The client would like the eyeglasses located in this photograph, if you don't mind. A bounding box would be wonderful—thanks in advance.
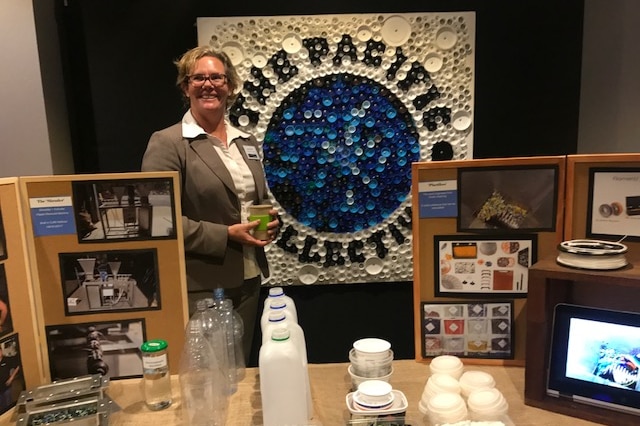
[187,73,228,87]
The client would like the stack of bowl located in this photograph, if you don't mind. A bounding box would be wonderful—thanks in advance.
[347,338,394,390]
[351,380,395,411]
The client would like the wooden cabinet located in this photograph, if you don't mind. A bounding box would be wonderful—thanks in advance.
[525,256,640,425]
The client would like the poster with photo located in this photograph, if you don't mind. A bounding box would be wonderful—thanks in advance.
[0,206,6,261]
[0,265,13,338]
[587,168,640,241]
[72,177,177,243]
[457,166,558,232]
[434,234,537,297]
[45,319,145,381]
[421,301,514,359]
[0,334,24,415]
[59,249,160,315]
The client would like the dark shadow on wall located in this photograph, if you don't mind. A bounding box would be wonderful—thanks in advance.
[49,0,583,173]
[248,281,414,367]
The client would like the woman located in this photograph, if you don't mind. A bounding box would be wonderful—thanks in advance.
[141,46,279,362]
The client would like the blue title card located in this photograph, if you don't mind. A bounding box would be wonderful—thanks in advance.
[30,196,76,236]
[418,180,458,218]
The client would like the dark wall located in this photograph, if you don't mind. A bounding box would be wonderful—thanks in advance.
[53,0,584,365]
[250,282,413,367]
[57,0,583,172]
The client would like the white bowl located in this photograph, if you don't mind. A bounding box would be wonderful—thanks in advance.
[353,338,391,355]
[353,380,394,409]
[348,364,393,390]
[349,347,394,361]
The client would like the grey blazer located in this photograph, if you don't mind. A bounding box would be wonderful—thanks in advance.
[141,122,270,292]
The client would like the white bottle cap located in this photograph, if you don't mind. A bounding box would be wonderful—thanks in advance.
[268,287,285,297]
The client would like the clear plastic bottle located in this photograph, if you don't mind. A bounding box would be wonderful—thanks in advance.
[259,326,309,426]
[231,308,246,381]
[262,287,298,323]
[195,299,232,398]
[212,289,238,394]
[179,317,227,426]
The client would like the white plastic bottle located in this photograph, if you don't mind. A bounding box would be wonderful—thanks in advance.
[179,318,227,426]
[262,310,313,420]
[259,326,309,426]
[262,287,298,323]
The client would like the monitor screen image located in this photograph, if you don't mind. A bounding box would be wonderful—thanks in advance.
[565,317,640,391]
[547,304,640,416]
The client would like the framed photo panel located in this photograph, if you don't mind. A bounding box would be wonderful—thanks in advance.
[587,167,640,241]
[0,334,24,415]
[0,265,13,338]
[0,206,7,261]
[59,249,161,316]
[421,301,515,359]
[45,318,146,381]
[457,165,558,232]
[71,177,177,243]
[434,234,537,297]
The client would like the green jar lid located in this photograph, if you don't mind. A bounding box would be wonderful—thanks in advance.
[141,339,168,352]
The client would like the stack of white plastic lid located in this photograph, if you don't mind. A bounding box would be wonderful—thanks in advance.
[429,355,464,379]
[467,387,509,422]
[418,373,462,415]
[459,370,496,398]
[426,392,468,425]
[419,355,510,425]
[347,338,394,390]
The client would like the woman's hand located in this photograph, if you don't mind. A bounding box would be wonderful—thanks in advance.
[266,208,280,241]
[228,208,281,246]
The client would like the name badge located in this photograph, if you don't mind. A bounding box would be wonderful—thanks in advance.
[243,145,260,160]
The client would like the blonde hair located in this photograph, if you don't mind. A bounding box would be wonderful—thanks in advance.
[174,46,241,108]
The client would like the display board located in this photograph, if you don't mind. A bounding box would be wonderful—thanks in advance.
[565,153,640,250]
[411,156,566,366]
[18,172,187,381]
[0,178,41,415]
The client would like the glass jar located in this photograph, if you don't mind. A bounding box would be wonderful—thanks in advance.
[141,339,172,410]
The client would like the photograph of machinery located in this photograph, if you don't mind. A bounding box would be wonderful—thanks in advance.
[59,249,160,315]
[71,177,177,242]
[0,334,24,415]
[45,319,145,380]
[0,207,6,261]
[0,265,13,338]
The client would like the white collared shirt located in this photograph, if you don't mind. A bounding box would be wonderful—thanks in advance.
[182,110,261,279]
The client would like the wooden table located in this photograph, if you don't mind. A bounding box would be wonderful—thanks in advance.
[1,360,605,425]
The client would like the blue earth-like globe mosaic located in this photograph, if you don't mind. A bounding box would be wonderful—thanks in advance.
[263,73,420,233]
